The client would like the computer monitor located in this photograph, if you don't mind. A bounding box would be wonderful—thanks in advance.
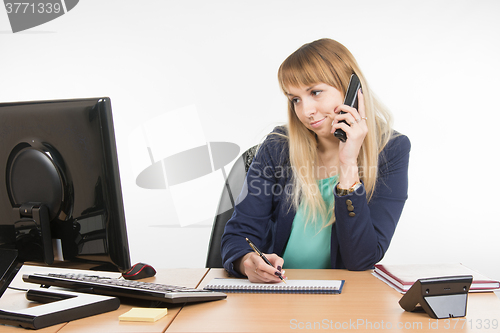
[0,97,131,273]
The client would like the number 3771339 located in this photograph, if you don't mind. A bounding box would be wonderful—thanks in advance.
[5,2,62,14]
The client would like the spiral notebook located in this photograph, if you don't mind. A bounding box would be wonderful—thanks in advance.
[204,278,344,294]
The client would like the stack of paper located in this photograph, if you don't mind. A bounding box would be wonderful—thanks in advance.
[373,263,500,294]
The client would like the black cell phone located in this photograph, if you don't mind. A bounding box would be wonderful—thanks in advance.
[333,73,362,142]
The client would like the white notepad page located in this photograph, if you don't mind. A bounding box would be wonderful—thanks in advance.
[204,278,344,293]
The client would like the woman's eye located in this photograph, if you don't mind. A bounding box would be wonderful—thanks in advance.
[312,90,322,96]
[291,97,300,104]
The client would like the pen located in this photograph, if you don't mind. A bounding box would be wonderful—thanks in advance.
[245,237,286,284]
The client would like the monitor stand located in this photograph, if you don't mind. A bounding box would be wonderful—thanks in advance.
[0,249,120,329]
[0,288,120,329]
[14,202,54,265]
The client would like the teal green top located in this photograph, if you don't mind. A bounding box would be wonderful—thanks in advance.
[282,175,338,269]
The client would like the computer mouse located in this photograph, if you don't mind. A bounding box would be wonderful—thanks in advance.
[122,262,156,280]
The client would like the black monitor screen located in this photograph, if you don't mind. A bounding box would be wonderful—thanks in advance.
[0,97,131,273]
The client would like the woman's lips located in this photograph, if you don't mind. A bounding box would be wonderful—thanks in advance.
[310,117,327,128]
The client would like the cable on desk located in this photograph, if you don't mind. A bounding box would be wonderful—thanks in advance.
[7,286,28,292]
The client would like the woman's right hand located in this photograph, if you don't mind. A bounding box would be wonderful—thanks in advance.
[236,252,285,283]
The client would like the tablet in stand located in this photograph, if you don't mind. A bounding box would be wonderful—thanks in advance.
[0,249,120,329]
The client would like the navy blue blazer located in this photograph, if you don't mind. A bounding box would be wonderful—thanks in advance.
[221,126,411,277]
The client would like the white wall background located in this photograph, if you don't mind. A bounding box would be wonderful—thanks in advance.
[1,0,499,281]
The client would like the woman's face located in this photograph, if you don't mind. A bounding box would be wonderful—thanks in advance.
[287,83,344,139]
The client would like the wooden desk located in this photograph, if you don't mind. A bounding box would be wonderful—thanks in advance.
[0,265,209,333]
[167,269,500,332]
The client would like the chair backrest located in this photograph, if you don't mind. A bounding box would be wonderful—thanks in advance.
[205,145,259,268]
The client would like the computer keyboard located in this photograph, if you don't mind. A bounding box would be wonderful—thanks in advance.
[22,272,227,304]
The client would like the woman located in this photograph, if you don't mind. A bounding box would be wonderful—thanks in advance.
[221,38,410,283]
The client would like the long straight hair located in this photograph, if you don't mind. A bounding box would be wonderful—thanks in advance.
[277,38,394,227]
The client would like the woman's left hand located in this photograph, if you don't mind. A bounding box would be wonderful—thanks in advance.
[331,89,368,166]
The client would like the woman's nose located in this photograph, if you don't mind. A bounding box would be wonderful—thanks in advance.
[303,100,316,118]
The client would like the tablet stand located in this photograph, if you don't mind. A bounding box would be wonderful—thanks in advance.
[399,275,473,319]
[0,249,120,329]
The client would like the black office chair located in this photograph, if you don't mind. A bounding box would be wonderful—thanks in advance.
[205,145,260,268]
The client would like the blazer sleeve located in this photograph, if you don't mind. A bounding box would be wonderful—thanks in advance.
[333,134,411,270]
[221,131,286,277]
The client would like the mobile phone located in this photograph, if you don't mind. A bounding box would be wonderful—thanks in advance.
[333,73,362,142]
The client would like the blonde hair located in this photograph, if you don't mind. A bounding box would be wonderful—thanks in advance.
[277,38,394,227]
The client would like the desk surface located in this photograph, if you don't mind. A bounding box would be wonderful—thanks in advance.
[2,267,500,332]
[167,269,500,332]
[0,265,208,333]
